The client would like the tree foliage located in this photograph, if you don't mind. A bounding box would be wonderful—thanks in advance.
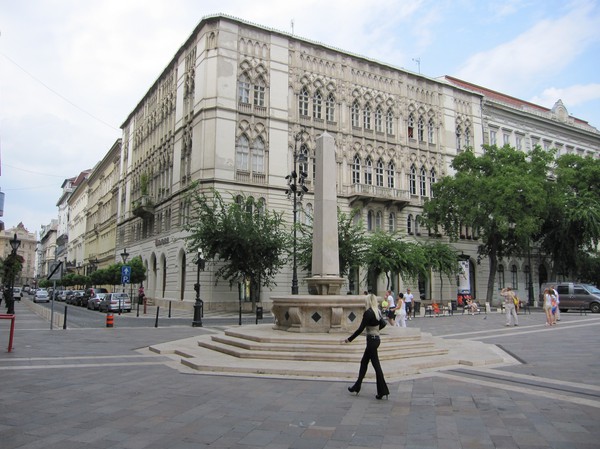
[422,145,553,302]
[185,188,289,290]
[420,240,459,302]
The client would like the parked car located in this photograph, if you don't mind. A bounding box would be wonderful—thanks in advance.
[66,290,85,306]
[59,290,72,302]
[87,293,107,310]
[99,293,132,313]
[540,282,600,313]
[12,287,23,301]
[33,289,50,303]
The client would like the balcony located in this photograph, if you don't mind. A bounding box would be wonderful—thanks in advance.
[132,195,154,219]
[346,184,411,208]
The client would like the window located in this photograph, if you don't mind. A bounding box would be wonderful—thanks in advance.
[352,100,360,127]
[516,135,522,150]
[490,130,497,146]
[299,86,309,116]
[407,214,413,234]
[503,133,510,146]
[429,168,436,198]
[364,103,372,130]
[326,93,335,122]
[386,109,394,134]
[304,203,313,226]
[407,113,415,138]
[364,157,373,185]
[388,213,396,232]
[419,166,427,196]
[299,144,309,178]
[251,137,265,173]
[238,74,250,104]
[367,210,374,231]
[313,90,323,119]
[511,265,518,289]
[409,164,417,195]
[498,265,505,288]
[375,106,383,132]
[465,126,471,148]
[375,211,383,230]
[375,159,384,187]
[236,135,250,171]
[427,118,435,143]
[415,215,420,235]
[456,125,462,150]
[352,155,361,184]
[417,116,424,141]
[253,77,265,106]
[387,161,395,188]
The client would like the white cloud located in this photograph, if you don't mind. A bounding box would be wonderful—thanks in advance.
[455,2,600,92]
[529,83,600,108]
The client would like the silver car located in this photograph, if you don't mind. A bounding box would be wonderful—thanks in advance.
[99,293,132,313]
[33,290,50,303]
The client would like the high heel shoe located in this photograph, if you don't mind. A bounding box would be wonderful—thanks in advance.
[375,394,389,400]
[348,385,360,395]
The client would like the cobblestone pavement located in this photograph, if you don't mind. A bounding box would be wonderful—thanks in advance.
[1,301,599,449]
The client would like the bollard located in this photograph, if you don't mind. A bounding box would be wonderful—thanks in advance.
[256,306,263,325]
[106,312,114,328]
[154,306,160,328]
[63,305,68,330]
[168,301,172,318]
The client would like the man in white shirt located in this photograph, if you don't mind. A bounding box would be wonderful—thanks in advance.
[404,289,414,320]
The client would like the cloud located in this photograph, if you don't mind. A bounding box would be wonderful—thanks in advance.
[454,2,600,92]
[529,83,600,108]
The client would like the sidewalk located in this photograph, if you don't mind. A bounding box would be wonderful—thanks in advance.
[1,300,599,449]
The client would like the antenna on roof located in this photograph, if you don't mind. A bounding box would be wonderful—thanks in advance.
[412,58,421,74]
[291,19,294,35]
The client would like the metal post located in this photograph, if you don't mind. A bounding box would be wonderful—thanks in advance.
[63,305,68,329]
[192,249,205,327]
[155,306,160,328]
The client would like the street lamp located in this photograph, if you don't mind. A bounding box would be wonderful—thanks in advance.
[285,129,309,295]
[119,248,129,314]
[6,233,21,314]
[192,248,205,327]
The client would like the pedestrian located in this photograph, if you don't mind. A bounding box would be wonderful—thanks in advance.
[138,285,145,305]
[551,285,561,321]
[500,287,519,326]
[343,293,390,400]
[395,292,407,327]
[385,290,396,326]
[542,287,556,326]
[404,288,414,319]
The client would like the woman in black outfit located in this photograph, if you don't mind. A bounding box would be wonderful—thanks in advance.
[343,293,390,400]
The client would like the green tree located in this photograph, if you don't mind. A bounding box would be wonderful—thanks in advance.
[185,188,289,304]
[422,145,553,303]
[539,154,600,279]
[420,240,459,302]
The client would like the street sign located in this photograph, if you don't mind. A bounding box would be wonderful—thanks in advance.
[121,265,131,284]
[47,261,63,281]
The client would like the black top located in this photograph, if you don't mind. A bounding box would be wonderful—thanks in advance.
[347,308,385,342]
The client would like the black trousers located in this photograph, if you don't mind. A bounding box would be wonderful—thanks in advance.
[353,336,389,396]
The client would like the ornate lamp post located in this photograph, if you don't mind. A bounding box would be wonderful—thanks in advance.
[286,129,309,295]
[120,248,129,314]
[192,248,205,327]
[6,233,21,314]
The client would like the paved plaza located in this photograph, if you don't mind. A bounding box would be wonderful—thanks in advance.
[1,300,599,449]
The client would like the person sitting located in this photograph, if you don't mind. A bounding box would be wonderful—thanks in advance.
[431,302,441,317]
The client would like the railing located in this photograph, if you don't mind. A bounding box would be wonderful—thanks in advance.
[345,184,411,202]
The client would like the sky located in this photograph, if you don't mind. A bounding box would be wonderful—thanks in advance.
[1,0,599,237]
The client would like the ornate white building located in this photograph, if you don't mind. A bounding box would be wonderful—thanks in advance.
[112,14,599,311]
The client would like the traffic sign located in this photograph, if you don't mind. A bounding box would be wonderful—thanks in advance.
[121,265,131,284]
[47,261,63,281]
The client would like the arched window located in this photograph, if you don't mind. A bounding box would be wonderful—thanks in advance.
[407,113,415,139]
[417,116,425,141]
[299,86,309,116]
[251,137,265,174]
[238,73,250,104]
[415,215,421,235]
[326,93,335,122]
[257,197,266,216]
[375,211,383,230]
[364,157,373,185]
[387,161,395,188]
[420,166,427,196]
[456,125,462,150]
[388,213,396,232]
[374,106,383,132]
[364,103,372,130]
[386,108,394,135]
[511,264,518,289]
[304,203,313,226]
[313,90,323,119]
[407,214,413,234]
[352,154,361,184]
[253,76,265,106]
[236,135,250,171]
[367,210,374,231]
[498,265,505,288]
[409,164,417,195]
[299,144,309,177]
[427,118,435,143]
[376,159,384,187]
[465,125,471,148]
[429,168,436,198]
[352,100,360,127]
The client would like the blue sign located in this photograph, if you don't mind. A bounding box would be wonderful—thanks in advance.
[121,265,131,284]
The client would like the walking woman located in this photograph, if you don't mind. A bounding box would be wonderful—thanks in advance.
[343,293,390,400]
[543,287,556,326]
